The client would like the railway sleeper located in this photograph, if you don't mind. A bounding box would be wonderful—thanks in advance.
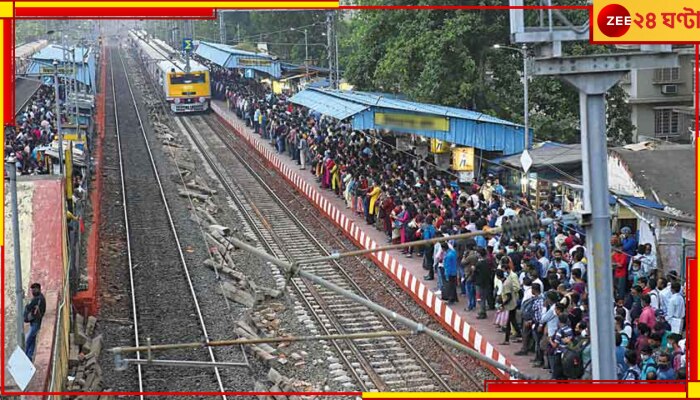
[338,320,383,327]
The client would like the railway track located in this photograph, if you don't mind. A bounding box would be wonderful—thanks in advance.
[177,114,453,392]
[199,116,486,390]
[108,43,228,397]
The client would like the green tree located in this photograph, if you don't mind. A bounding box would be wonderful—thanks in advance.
[342,2,635,145]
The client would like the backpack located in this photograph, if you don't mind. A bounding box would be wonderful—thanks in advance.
[623,367,641,380]
[562,338,589,379]
[521,295,539,322]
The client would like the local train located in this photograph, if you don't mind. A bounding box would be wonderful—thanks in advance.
[128,30,211,113]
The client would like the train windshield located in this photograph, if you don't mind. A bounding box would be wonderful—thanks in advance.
[170,73,206,84]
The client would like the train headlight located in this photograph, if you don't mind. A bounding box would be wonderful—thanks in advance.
[174,98,181,104]
[198,97,206,103]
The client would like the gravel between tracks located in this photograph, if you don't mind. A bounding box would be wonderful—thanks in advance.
[101,42,349,397]
[200,115,498,390]
[94,38,494,396]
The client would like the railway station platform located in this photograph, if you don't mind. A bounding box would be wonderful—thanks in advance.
[211,100,542,380]
[4,176,68,393]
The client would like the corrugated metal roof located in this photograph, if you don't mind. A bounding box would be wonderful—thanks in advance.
[620,195,665,210]
[32,45,90,62]
[610,144,695,216]
[312,88,522,127]
[194,42,231,67]
[290,89,369,121]
[26,60,93,86]
[494,142,582,168]
[290,88,528,155]
[27,44,96,88]
[196,41,281,78]
[199,41,276,60]
[280,62,331,73]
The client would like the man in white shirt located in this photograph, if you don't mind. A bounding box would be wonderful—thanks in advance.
[554,229,566,251]
[658,277,672,314]
[649,282,664,311]
[667,282,685,334]
[537,248,549,279]
[432,236,445,295]
[488,235,500,253]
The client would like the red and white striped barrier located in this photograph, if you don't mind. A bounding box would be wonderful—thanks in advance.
[212,102,516,380]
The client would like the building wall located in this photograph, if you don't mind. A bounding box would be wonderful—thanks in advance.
[621,50,695,142]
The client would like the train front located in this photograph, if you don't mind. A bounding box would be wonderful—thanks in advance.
[166,68,211,113]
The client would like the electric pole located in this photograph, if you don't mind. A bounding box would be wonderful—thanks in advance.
[334,11,340,89]
[326,12,333,88]
[219,11,226,44]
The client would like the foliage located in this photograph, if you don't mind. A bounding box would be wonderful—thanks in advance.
[342,2,635,145]
[16,20,98,45]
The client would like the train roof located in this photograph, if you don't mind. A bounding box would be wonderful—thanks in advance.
[130,30,208,74]
[15,40,48,59]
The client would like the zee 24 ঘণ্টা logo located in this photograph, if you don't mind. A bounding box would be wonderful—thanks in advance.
[595,2,700,42]
[597,3,633,38]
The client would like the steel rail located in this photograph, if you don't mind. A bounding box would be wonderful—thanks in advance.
[192,114,454,391]
[108,45,144,399]
[254,173,487,389]
[200,113,530,381]
[113,44,227,398]
[176,115,371,391]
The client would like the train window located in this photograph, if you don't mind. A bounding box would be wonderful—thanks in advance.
[170,73,206,84]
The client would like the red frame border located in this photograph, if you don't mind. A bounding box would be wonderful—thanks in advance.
[1,2,696,398]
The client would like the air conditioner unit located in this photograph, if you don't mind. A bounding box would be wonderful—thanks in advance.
[661,84,678,94]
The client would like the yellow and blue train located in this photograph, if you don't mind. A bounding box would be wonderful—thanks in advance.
[128,30,210,113]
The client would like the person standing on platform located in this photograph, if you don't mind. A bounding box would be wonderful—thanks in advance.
[442,242,458,304]
[23,283,46,362]
[422,216,437,280]
[500,265,522,345]
[667,282,685,334]
[474,247,492,320]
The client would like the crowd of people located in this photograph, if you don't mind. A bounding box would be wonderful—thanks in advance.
[207,65,686,381]
[7,83,64,174]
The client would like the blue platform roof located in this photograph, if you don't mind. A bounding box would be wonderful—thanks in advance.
[290,88,531,155]
[196,41,282,78]
[31,45,90,62]
[26,45,96,88]
[280,62,332,74]
[619,195,665,210]
[291,88,368,120]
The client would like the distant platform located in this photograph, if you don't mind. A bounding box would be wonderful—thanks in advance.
[4,176,66,391]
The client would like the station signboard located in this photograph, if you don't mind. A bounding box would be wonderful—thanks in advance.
[374,112,449,132]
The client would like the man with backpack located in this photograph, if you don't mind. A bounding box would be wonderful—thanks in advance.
[23,283,46,361]
[516,282,543,356]
[549,314,574,379]
[622,349,642,380]
[639,345,657,380]
[561,321,591,380]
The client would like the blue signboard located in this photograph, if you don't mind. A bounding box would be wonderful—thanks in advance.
[244,68,255,79]
[182,38,193,52]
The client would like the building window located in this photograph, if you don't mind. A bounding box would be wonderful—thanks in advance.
[693,65,696,94]
[654,67,680,82]
[655,109,680,136]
